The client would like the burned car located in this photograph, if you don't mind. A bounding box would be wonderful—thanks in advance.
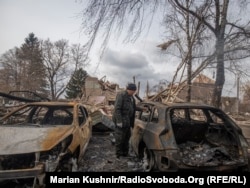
[0,101,92,187]
[130,101,249,172]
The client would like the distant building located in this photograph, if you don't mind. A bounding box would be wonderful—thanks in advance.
[177,74,215,104]
[81,76,121,106]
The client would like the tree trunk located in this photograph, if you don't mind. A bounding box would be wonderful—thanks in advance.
[211,37,225,107]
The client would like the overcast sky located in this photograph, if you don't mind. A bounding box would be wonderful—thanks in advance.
[0,0,245,98]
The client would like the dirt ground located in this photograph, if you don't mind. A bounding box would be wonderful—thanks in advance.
[78,131,144,172]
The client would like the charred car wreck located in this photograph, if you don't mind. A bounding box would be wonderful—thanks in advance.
[0,101,92,187]
[130,101,249,172]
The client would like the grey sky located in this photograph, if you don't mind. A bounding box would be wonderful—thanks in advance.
[0,0,245,98]
[0,0,173,97]
[0,0,83,53]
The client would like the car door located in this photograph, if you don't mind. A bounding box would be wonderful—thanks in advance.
[78,105,92,159]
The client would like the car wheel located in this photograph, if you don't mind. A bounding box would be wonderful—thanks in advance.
[142,147,155,172]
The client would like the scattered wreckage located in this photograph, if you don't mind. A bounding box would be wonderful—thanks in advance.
[77,76,250,172]
[0,73,249,187]
[130,101,249,172]
[0,91,50,117]
[0,101,92,187]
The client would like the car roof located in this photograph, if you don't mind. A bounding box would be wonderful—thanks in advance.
[24,101,83,107]
[0,101,86,120]
[140,101,218,110]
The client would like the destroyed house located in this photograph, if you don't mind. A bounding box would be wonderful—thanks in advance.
[82,76,120,106]
[177,74,215,104]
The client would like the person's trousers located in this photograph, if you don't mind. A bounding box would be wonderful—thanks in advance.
[114,126,131,157]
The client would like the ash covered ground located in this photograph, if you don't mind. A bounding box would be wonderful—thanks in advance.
[78,131,144,172]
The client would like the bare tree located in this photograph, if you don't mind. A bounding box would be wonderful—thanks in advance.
[158,0,207,102]
[170,0,250,107]
[79,0,164,56]
[79,0,250,107]
[41,39,89,100]
[0,48,24,92]
[0,33,49,98]
[242,81,250,102]
[41,39,70,100]
[70,43,90,71]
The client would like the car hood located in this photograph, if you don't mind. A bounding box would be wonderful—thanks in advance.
[0,126,74,155]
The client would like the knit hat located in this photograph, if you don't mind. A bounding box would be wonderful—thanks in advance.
[126,83,137,91]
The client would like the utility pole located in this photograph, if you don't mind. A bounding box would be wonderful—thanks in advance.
[236,74,240,115]
[133,75,141,96]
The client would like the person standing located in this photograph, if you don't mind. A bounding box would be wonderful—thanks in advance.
[112,83,141,158]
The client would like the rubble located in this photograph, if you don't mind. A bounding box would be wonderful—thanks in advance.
[79,132,144,172]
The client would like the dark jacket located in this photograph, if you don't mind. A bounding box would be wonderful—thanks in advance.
[112,90,141,128]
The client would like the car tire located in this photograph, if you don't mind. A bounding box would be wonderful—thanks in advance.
[142,147,155,172]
